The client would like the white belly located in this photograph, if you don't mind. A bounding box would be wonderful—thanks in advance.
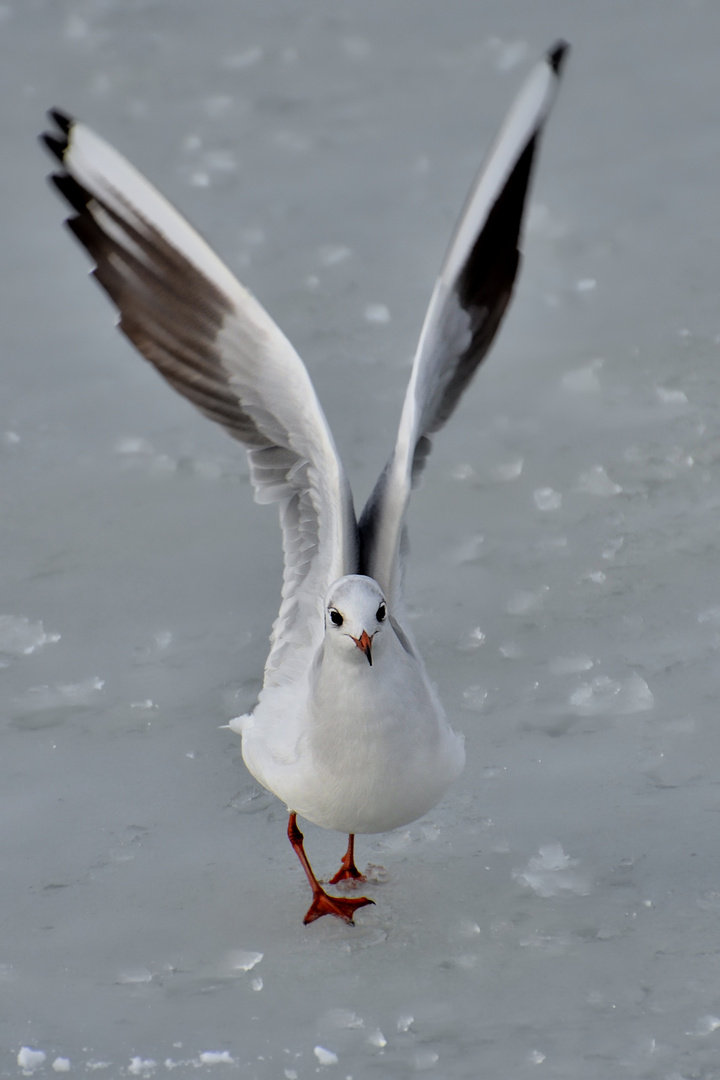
[240,635,465,834]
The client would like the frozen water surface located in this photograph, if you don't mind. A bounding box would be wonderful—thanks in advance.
[4,0,720,1076]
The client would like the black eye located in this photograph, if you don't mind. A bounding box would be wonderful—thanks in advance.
[329,609,343,627]
[376,603,386,622]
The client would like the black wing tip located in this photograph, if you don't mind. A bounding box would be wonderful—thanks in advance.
[40,132,67,163]
[547,40,570,76]
[40,109,75,163]
[48,108,73,133]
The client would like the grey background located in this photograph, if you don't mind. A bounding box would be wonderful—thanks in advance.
[3,0,720,1076]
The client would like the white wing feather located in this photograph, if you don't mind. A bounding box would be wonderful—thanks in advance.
[359,42,568,606]
[42,113,357,686]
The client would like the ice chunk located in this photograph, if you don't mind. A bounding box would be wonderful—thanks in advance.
[686,1015,720,1036]
[561,360,602,393]
[364,303,391,324]
[52,1060,71,1073]
[575,277,596,292]
[313,1046,339,1066]
[117,967,152,984]
[451,533,484,564]
[221,46,263,69]
[534,487,562,511]
[342,36,372,59]
[15,677,105,714]
[449,462,476,482]
[461,685,488,712]
[576,465,622,496]
[492,458,523,481]
[414,1049,440,1070]
[114,436,154,455]
[570,673,654,716]
[656,386,688,405]
[458,627,486,651]
[198,1051,234,1065]
[549,655,594,675]
[17,1049,46,1075]
[513,843,590,897]
[0,615,60,658]
[397,1014,414,1033]
[528,1049,546,1064]
[318,244,352,267]
[488,37,528,71]
[367,1029,387,1048]
[581,466,622,497]
[226,949,263,973]
[602,536,625,560]
[324,1008,364,1029]
[507,587,549,615]
[18,1049,46,1074]
[203,94,233,118]
[128,1059,156,1076]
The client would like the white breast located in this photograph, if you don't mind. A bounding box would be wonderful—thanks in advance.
[241,624,465,834]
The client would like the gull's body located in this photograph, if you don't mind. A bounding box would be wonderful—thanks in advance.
[42,41,567,923]
[241,574,463,836]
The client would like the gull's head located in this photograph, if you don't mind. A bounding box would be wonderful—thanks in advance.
[324,575,388,667]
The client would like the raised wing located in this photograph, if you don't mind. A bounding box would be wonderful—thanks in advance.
[41,111,357,686]
[359,42,568,605]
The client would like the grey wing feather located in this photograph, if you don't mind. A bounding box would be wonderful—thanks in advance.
[359,42,568,605]
[42,113,357,684]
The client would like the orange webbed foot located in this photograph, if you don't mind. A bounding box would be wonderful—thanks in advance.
[303,888,375,925]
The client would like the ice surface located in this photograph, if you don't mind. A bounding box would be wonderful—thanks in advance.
[6,2,720,1078]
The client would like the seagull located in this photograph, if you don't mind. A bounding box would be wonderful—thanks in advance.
[42,40,568,925]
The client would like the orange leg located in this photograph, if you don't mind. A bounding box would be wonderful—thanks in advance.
[287,813,374,925]
[329,834,366,884]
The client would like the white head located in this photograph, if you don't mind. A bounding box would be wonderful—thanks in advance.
[324,575,388,667]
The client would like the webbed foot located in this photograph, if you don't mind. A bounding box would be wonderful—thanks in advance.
[303,888,374,925]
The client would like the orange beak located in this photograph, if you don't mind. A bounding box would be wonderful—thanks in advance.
[352,630,373,666]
